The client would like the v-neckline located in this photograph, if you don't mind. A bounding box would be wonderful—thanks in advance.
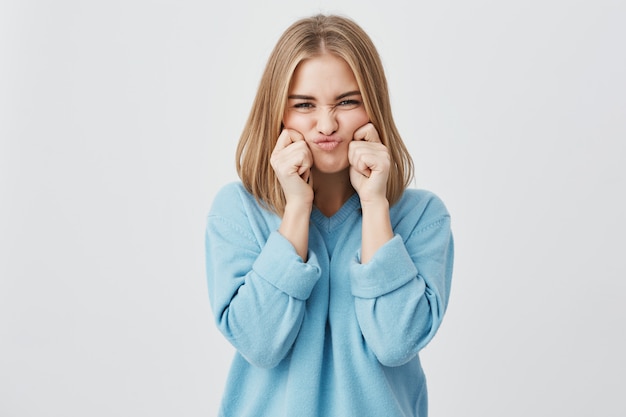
[310,193,361,233]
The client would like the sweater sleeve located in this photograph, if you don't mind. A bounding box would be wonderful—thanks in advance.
[349,199,454,367]
[205,187,321,368]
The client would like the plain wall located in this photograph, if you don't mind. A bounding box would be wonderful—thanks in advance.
[1,0,625,416]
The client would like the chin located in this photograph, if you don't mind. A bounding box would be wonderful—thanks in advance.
[311,149,350,174]
[312,161,350,175]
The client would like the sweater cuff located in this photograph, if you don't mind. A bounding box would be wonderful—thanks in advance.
[350,235,418,299]
[253,231,321,300]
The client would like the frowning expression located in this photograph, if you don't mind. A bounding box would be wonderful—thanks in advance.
[283,53,370,174]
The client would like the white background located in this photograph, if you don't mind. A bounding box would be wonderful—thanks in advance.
[1,0,625,416]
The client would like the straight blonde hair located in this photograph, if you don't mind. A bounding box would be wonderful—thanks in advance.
[236,14,414,215]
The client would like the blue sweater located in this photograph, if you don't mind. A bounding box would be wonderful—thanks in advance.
[205,182,454,417]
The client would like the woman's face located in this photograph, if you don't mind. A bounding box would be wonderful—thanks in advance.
[283,53,370,174]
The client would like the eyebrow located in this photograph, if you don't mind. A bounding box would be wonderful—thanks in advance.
[288,90,362,101]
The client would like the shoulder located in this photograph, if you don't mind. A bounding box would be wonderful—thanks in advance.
[208,182,258,217]
[390,188,451,233]
[395,188,450,217]
[208,181,278,225]
[211,181,260,211]
[210,181,250,206]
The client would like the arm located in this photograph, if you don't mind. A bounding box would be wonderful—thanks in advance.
[271,129,314,261]
[205,129,316,367]
[279,201,312,262]
[348,123,393,263]
[350,203,454,367]
[348,124,454,366]
[205,186,321,368]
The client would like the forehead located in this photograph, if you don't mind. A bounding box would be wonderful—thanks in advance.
[289,53,359,95]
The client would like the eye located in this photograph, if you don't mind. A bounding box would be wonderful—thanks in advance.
[291,102,315,113]
[337,99,361,109]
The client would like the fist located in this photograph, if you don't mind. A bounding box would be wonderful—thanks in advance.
[270,129,314,204]
[348,123,390,203]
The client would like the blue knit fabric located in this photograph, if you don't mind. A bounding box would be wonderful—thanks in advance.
[205,182,454,417]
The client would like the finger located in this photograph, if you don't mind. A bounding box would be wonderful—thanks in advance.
[298,141,313,176]
[349,141,390,176]
[348,140,375,166]
[296,145,313,176]
[302,168,311,184]
[273,139,311,176]
[274,128,305,152]
[348,144,370,177]
[351,163,371,179]
[353,123,381,143]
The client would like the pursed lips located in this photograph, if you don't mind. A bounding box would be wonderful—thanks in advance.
[311,136,342,151]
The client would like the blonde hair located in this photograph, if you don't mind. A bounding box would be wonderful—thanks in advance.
[236,14,414,215]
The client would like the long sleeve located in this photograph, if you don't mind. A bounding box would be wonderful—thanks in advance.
[206,184,453,417]
[205,185,321,368]
[349,194,454,367]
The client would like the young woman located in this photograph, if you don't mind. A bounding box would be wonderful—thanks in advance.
[205,14,454,417]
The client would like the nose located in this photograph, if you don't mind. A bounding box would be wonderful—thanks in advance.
[316,108,338,136]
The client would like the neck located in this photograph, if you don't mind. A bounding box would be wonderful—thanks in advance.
[312,168,355,217]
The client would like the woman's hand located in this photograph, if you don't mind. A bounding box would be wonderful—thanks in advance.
[349,123,393,263]
[348,123,391,204]
[270,129,314,207]
[271,129,313,261]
